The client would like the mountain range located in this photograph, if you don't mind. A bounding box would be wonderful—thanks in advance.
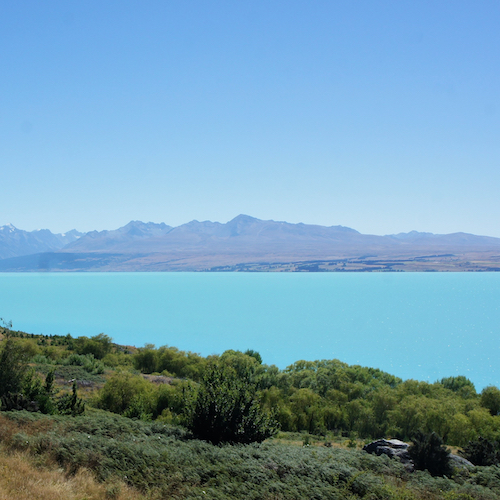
[1,215,499,271]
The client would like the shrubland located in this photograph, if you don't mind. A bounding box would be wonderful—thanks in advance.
[2,325,500,499]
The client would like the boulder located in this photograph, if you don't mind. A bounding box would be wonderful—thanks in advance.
[363,439,414,471]
[449,454,474,470]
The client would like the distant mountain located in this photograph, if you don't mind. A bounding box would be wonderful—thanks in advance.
[64,221,173,252]
[63,214,364,255]
[0,216,499,271]
[0,224,83,260]
[388,230,500,246]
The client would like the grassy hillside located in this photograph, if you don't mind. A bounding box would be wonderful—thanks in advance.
[2,327,500,499]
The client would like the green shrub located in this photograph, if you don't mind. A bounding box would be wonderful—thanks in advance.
[409,431,452,477]
[481,387,500,416]
[0,339,30,398]
[187,361,279,444]
[460,437,500,466]
[62,352,105,374]
[74,333,113,360]
[98,371,154,414]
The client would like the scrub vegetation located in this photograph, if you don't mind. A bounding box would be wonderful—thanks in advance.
[2,325,500,499]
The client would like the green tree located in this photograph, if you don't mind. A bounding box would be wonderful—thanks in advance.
[440,376,476,395]
[244,349,262,364]
[74,333,112,359]
[460,437,500,466]
[188,361,278,444]
[409,431,452,477]
[133,344,159,373]
[58,381,85,416]
[0,339,30,398]
[98,371,153,414]
[481,386,500,416]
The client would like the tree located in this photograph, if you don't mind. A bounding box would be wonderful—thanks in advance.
[75,333,112,359]
[460,437,500,466]
[244,349,262,365]
[409,431,452,477]
[0,339,30,398]
[481,386,500,416]
[440,376,476,395]
[98,371,153,414]
[58,381,85,416]
[188,361,279,444]
[134,344,159,373]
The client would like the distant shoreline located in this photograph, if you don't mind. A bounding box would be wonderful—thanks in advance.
[0,251,499,272]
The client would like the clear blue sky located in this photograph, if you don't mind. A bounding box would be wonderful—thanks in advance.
[1,1,499,236]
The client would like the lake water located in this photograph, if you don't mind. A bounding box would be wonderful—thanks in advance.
[0,272,499,391]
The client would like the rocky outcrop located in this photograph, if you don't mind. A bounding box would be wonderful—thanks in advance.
[363,439,414,471]
[363,439,474,473]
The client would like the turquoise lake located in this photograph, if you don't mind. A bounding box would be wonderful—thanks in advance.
[0,272,499,390]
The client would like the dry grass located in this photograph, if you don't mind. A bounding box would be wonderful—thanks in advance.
[0,449,144,500]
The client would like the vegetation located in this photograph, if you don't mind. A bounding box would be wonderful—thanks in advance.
[187,360,278,444]
[409,431,452,477]
[2,325,500,499]
[460,437,500,466]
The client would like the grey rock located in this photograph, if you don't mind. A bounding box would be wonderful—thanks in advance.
[449,454,474,469]
[363,439,414,471]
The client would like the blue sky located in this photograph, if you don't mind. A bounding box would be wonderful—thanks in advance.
[1,1,499,236]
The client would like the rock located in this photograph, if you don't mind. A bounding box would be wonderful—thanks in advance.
[449,454,474,470]
[363,439,414,471]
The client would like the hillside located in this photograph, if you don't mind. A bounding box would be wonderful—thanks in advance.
[2,327,500,499]
[0,328,500,500]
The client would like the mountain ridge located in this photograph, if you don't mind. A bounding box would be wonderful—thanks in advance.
[1,215,499,271]
[0,224,83,260]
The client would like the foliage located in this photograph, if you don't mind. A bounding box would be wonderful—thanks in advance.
[187,361,279,444]
[97,371,154,415]
[62,352,105,374]
[133,344,207,380]
[409,431,453,477]
[480,386,500,416]
[57,381,85,416]
[244,349,262,364]
[0,339,31,398]
[440,376,476,396]
[4,327,500,451]
[74,333,113,360]
[460,437,500,466]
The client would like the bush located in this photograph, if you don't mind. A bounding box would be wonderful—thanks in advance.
[98,372,154,415]
[409,430,452,477]
[460,437,500,466]
[481,386,500,416]
[74,333,113,360]
[62,353,105,374]
[0,339,30,398]
[57,381,85,416]
[187,361,279,444]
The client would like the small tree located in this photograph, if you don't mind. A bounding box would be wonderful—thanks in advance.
[98,371,153,414]
[22,368,56,414]
[481,386,500,416]
[188,361,279,444]
[0,339,30,398]
[75,333,113,359]
[460,437,500,466]
[440,376,476,395]
[58,381,85,416]
[409,431,452,477]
